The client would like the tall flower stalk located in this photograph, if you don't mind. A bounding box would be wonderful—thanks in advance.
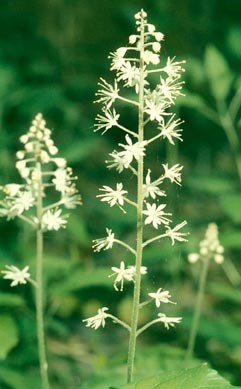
[84,9,187,384]
[1,113,82,388]
[186,223,224,359]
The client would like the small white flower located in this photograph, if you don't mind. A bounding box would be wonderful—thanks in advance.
[154,32,164,42]
[109,51,126,71]
[95,78,119,109]
[157,313,182,330]
[20,135,28,144]
[165,221,188,245]
[129,35,137,44]
[52,169,68,193]
[42,209,67,231]
[106,150,130,173]
[118,135,147,166]
[152,42,161,53]
[109,261,134,291]
[158,115,183,145]
[2,265,30,287]
[162,57,185,81]
[158,77,184,103]
[97,183,127,210]
[188,253,200,263]
[53,158,67,168]
[83,307,109,330]
[162,163,183,185]
[92,228,115,252]
[3,184,21,197]
[148,288,175,307]
[188,223,224,265]
[142,50,160,65]
[143,170,165,199]
[143,203,171,229]
[11,191,35,215]
[117,61,148,93]
[145,99,170,123]
[95,108,120,134]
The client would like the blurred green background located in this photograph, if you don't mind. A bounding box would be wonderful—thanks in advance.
[0,0,241,388]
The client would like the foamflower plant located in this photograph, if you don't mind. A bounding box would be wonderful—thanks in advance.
[83,9,187,383]
[186,223,224,359]
[0,113,82,389]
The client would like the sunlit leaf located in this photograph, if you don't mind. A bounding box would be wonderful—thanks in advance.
[0,315,19,359]
[120,364,233,388]
[204,46,233,101]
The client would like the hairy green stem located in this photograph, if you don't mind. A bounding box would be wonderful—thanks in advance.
[126,12,145,384]
[36,161,50,389]
[186,255,210,359]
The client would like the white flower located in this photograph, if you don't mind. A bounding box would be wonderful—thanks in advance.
[129,35,138,44]
[143,203,171,229]
[11,191,35,215]
[162,57,185,81]
[42,209,67,231]
[158,115,183,145]
[165,221,188,245]
[158,77,184,103]
[117,61,148,93]
[162,163,183,185]
[143,170,165,199]
[3,184,21,197]
[97,183,127,210]
[188,253,200,263]
[188,223,224,265]
[109,261,134,291]
[154,32,164,42]
[92,228,115,252]
[2,265,30,287]
[83,307,109,330]
[61,187,82,209]
[118,135,147,166]
[106,150,130,173]
[53,158,67,168]
[148,288,175,307]
[52,169,68,193]
[95,108,120,134]
[95,78,119,109]
[157,313,182,330]
[145,100,170,123]
[109,51,127,71]
[142,50,160,65]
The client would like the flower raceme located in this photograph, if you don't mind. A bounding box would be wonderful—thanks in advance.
[84,9,187,382]
[0,113,81,232]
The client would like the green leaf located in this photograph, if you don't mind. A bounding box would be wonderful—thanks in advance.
[0,293,25,307]
[49,267,113,295]
[219,193,241,223]
[0,367,40,389]
[187,174,233,194]
[0,315,19,359]
[204,46,233,101]
[120,364,234,388]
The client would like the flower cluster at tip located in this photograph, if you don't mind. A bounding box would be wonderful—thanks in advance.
[0,113,81,231]
[188,223,224,265]
[94,9,187,237]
